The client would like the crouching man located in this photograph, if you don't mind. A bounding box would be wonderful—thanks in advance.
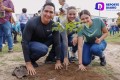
[21,3,62,75]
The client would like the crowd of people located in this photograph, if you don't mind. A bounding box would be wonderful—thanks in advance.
[0,0,119,76]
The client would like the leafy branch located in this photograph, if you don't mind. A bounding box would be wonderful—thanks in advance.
[52,22,85,33]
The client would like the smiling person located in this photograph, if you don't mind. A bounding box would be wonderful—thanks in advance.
[61,6,79,62]
[22,3,62,75]
[77,10,108,71]
[45,6,79,68]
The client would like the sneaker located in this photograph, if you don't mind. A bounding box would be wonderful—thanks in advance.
[92,55,95,60]
[8,48,13,53]
[45,56,56,64]
[32,62,38,67]
[100,56,106,66]
[0,48,2,52]
[14,41,19,44]
[69,57,78,62]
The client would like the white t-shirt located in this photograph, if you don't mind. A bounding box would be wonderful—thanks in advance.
[62,3,69,14]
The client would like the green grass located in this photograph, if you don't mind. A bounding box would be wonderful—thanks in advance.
[105,32,120,43]
[0,32,119,54]
[0,32,119,55]
[10,56,24,61]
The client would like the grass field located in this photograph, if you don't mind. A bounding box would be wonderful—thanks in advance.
[0,32,120,54]
[105,32,120,43]
[0,32,119,80]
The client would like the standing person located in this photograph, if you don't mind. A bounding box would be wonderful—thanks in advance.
[0,0,14,52]
[116,12,120,28]
[116,12,120,36]
[77,10,108,71]
[11,14,21,43]
[58,0,69,23]
[19,8,29,34]
[45,0,52,3]
[22,3,63,75]
[58,0,69,15]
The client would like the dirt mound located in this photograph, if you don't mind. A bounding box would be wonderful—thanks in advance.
[24,63,110,80]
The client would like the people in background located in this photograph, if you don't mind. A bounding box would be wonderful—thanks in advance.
[0,0,14,52]
[19,8,29,34]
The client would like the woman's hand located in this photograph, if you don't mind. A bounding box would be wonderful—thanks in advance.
[95,37,101,44]
[72,37,78,46]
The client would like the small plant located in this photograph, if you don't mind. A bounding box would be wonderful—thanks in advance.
[52,22,85,33]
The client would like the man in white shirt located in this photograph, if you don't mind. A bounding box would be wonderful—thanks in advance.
[58,0,69,15]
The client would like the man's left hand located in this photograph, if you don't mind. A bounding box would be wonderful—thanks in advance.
[63,57,70,70]
[55,60,63,70]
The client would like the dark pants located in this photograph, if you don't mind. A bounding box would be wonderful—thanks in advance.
[12,30,18,43]
[47,34,78,62]
[20,23,26,34]
[68,35,77,53]
[47,35,64,62]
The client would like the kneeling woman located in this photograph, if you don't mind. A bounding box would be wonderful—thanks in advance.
[77,10,108,71]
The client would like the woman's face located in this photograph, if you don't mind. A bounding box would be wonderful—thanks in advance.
[80,14,92,25]
[67,9,77,22]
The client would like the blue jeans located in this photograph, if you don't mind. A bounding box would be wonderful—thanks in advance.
[28,34,57,62]
[0,21,13,49]
[29,42,48,62]
[20,23,26,34]
[82,40,107,66]
[3,32,6,44]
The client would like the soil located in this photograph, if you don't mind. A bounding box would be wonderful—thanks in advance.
[0,43,120,80]
[23,63,115,80]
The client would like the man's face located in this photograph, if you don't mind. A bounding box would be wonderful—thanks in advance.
[41,5,55,24]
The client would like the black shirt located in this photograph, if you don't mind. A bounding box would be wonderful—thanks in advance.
[22,16,61,62]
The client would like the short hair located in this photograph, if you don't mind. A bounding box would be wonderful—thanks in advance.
[22,8,27,13]
[38,10,41,13]
[59,0,65,2]
[67,6,77,12]
[78,9,91,18]
[42,2,55,12]
[62,0,65,2]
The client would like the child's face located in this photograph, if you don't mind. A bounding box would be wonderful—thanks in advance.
[67,9,77,22]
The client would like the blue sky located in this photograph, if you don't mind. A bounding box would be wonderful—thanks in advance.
[12,0,120,18]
